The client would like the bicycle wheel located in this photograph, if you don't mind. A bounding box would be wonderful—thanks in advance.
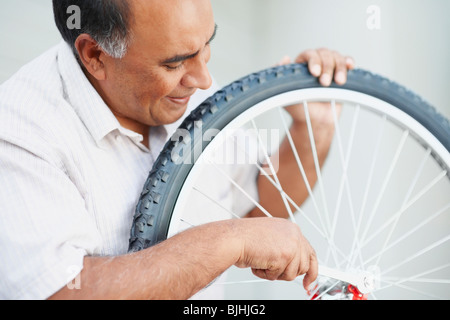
[129,63,450,300]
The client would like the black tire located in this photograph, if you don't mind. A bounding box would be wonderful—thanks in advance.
[128,63,450,253]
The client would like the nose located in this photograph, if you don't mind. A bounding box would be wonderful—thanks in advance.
[181,53,213,91]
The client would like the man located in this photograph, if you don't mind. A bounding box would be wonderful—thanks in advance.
[0,0,354,299]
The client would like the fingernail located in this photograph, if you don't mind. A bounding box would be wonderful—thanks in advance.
[346,57,355,68]
[335,72,346,84]
[320,74,332,86]
[307,280,318,292]
[311,64,321,76]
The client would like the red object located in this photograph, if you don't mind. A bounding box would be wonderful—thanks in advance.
[307,284,320,300]
[348,285,369,300]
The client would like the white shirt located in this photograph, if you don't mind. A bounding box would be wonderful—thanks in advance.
[0,41,258,300]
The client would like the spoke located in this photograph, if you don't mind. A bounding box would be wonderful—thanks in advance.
[205,158,273,218]
[250,119,296,222]
[363,202,450,266]
[380,234,450,277]
[179,218,196,228]
[330,103,359,235]
[277,106,328,234]
[321,244,357,269]
[373,148,432,267]
[303,101,343,267]
[347,114,387,269]
[386,278,450,285]
[400,148,432,207]
[356,115,387,222]
[362,170,448,247]
[192,186,242,220]
[360,129,410,245]
[381,263,450,288]
[329,103,362,269]
[303,101,332,233]
[375,278,443,300]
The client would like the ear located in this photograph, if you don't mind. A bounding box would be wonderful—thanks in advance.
[74,34,107,81]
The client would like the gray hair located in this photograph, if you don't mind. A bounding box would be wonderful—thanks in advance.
[93,19,131,59]
[53,0,133,60]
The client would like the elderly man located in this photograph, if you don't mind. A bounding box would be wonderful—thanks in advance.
[0,0,353,299]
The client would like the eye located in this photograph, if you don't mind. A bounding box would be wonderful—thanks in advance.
[164,63,184,71]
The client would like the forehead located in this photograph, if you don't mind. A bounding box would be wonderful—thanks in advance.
[129,0,215,56]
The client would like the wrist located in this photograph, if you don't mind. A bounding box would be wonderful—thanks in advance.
[222,219,246,266]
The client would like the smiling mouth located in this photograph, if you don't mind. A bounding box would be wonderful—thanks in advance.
[166,95,192,105]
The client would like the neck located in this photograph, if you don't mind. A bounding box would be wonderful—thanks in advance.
[115,115,150,148]
[83,69,150,148]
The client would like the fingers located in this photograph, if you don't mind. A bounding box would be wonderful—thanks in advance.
[346,56,356,70]
[332,51,348,86]
[318,49,335,86]
[251,241,319,286]
[296,49,322,77]
[296,48,355,87]
[303,250,319,290]
[236,218,318,288]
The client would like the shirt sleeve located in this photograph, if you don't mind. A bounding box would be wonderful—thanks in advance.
[0,139,102,300]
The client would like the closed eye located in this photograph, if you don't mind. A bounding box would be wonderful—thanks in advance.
[160,24,218,68]
[164,63,184,71]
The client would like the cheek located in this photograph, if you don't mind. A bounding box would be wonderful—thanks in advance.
[143,73,188,123]
[142,72,182,102]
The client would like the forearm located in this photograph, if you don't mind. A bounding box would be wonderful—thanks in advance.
[49,220,242,300]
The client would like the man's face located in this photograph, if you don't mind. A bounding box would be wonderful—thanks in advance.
[99,0,215,130]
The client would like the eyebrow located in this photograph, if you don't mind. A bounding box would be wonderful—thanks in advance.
[161,24,218,65]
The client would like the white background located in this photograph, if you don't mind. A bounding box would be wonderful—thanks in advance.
[0,0,449,118]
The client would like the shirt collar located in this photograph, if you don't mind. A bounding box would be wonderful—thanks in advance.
[57,41,124,147]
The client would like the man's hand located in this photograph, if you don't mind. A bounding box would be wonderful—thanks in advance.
[279,48,354,86]
[278,48,352,123]
[295,48,355,86]
[234,218,318,290]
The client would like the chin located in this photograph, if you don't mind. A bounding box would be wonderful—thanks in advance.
[158,103,189,126]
